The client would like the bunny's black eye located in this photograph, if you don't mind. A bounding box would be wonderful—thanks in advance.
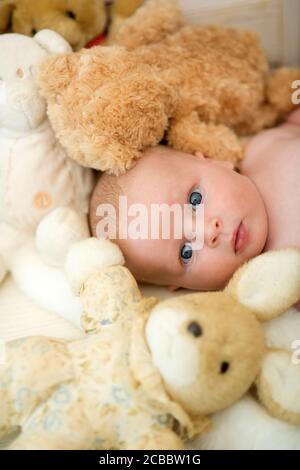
[65,10,76,20]
[31,28,37,35]
[187,321,202,337]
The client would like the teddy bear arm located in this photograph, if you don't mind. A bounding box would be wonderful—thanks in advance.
[256,349,300,426]
[168,112,243,166]
[108,0,185,49]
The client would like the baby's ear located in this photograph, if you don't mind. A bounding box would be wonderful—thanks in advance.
[226,249,300,321]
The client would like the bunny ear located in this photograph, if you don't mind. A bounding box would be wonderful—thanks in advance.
[226,249,300,321]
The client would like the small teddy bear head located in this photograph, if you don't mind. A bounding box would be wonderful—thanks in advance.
[0,29,71,132]
[37,45,177,174]
[145,249,300,418]
[0,0,107,50]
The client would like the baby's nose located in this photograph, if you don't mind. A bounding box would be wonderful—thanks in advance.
[205,217,222,248]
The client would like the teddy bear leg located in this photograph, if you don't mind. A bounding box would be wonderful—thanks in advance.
[168,112,243,166]
[256,349,300,426]
[266,67,300,116]
[107,0,185,48]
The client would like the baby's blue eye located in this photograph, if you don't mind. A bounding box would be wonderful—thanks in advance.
[181,243,193,264]
[189,189,203,209]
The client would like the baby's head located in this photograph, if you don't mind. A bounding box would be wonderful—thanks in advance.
[90,146,268,291]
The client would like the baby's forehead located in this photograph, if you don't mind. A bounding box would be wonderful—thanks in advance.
[121,146,197,183]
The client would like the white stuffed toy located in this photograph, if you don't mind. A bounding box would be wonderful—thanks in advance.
[0,30,94,282]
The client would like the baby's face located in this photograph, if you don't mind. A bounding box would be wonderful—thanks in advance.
[98,146,268,290]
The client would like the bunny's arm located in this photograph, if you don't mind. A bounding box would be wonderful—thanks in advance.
[64,237,148,333]
[80,265,149,334]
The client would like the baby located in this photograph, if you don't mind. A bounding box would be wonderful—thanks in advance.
[89,108,300,292]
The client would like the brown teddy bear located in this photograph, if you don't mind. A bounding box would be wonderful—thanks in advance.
[37,0,300,174]
[0,0,108,50]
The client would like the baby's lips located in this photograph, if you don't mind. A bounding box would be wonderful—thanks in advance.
[233,222,248,254]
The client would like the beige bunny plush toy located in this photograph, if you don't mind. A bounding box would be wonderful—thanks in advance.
[0,237,299,450]
[36,0,300,175]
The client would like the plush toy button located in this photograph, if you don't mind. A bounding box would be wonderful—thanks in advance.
[33,192,52,210]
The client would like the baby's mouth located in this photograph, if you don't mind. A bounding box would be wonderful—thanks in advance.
[232,221,248,254]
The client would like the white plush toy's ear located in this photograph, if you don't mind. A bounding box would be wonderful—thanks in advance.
[34,29,72,55]
[227,249,300,321]
[65,238,125,294]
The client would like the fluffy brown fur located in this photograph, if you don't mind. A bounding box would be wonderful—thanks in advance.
[37,0,300,174]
